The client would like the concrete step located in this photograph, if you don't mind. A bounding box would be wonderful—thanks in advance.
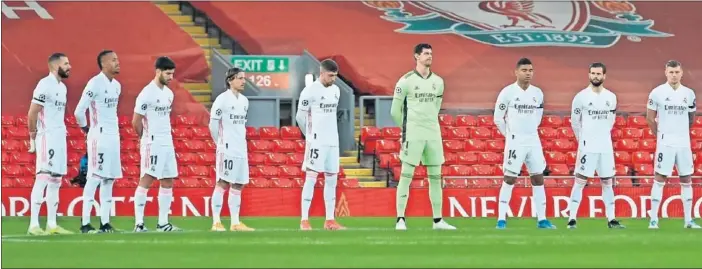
[194,37,220,47]
[355,118,375,126]
[156,3,180,14]
[339,156,356,164]
[193,95,210,102]
[180,25,206,36]
[183,82,210,90]
[189,89,211,96]
[358,181,386,188]
[343,168,373,177]
[169,15,192,24]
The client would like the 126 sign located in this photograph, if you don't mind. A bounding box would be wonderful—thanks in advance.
[230,56,290,90]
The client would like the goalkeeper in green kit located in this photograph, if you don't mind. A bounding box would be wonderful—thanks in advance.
[391,43,456,230]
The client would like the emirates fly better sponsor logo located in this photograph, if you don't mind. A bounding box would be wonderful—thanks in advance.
[364,0,672,48]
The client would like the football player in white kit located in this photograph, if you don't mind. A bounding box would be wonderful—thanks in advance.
[646,60,701,229]
[131,57,181,232]
[566,62,625,229]
[296,59,346,230]
[208,67,255,232]
[75,50,123,234]
[26,53,74,235]
[493,58,555,229]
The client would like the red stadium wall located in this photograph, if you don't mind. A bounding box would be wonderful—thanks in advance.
[191,1,702,111]
[3,187,701,218]
[1,2,210,119]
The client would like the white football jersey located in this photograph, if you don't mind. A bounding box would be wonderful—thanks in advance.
[493,82,545,146]
[297,80,340,147]
[210,90,249,157]
[570,87,617,153]
[134,81,174,146]
[31,73,67,134]
[647,83,696,148]
[74,72,121,135]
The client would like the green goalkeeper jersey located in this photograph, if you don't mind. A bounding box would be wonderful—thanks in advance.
[391,70,445,142]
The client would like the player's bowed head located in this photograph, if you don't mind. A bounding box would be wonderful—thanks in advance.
[154,56,176,87]
[225,67,246,93]
[318,59,339,87]
[514,57,533,90]
[28,53,71,143]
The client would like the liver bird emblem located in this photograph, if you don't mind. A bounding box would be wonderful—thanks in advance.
[478,0,554,28]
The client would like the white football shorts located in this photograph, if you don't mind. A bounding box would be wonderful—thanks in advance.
[574,151,616,178]
[35,132,67,175]
[302,142,340,174]
[216,151,249,184]
[140,143,178,179]
[654,145,694,177]
[502,145,546,176]
[87,133,123,179]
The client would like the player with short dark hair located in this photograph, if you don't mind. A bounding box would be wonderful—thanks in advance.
[567,62,625,229]
[27,53,73,235]
[209,67,254,232]
[132,56,181,232]
[75,50,123,233]
[296,59,346,230]
[646,60,700,229]
[391,43,455,230]
[494,58,555,229]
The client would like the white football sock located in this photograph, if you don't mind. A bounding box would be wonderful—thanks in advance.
[324,173,338,220]
[158,187,173,226]
[301,171,317,220]
[681,182,693,224]
[99,178,114,225]
[649,181,665,222]
[568,178,587,221]
[211,185,225,224]
[81,176,100,225]
[45,176,61,228]
[497,181,514,221]
[601,180,615,221]
[29,174,49,228]
[133,186,148,225]
[228,188,242,225]
[532,185,546,221]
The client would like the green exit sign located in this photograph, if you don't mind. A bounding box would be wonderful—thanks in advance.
[230,56,289,73]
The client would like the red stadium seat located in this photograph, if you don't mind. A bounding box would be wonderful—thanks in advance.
[378,153,400,169]
[694,117,702,127]
[465,139,486,151]
[69,140,86,151]
[611,129,623,140]
[193,152,214,165]
[121,151,140,164]
[695,164,702,176]
[614,139,638,152]
[273,139,296,153]
[176,152,198,165]
[627,116,647,128]
[544,151,566,164]
[547,164,570,176]
[260,166,280,177]
[557,127,575,139]
[122,165,140,177]
[182,140,205,151]
[440,126,450,139]
[248,140,274,152]
[639,139,656,152]
[477,152,501,164]
[455,115,477,127]
[444,152,458,165]
[2,140,21,151]
[615,164,631,176]
[341,178,360,188]
[259,127,280,140]
[633,164,654,175]
[447,127,470,139]
[188,166,210,177]
[454,152,477,165]
[6,126,28,138]
[190,126,211,140]
[538,127,558,140]
[477,115,494,127]
[119,127,138,139]
[381,127,402,140]
[249,178,271,188]
[615,178,633,187]
[265,153,288,165]
[438,114,454,126]
[642,128,656,139]
[247,152,266,166]
[563,116,572,127]
[443,140,465,152]
[245,127,259,140]
[375,140,400,153]
[294,140,306,152]
[632,151,653,164]
[249,166,262,178]
[287,153,305,165]
[414,166,428,178]
[118,115,131,127]
[614,116,627,128]
[485,140,505,152]
[692,140,702,151]
[279,165,303,178]
[271,178,293,188]
[2,178,16,188]
[65,116,78,127]
[471,165,495,176]
[541,115,563,127]
[622,128,643,139]
[471,127,492,139]
[66,127,84,138]
[1,115,15,126]
[360,126,381,142]
[175,115,197,126]
[614,151,631,164]
[448,165,472,176]
[280,126,303,140]
[552,139,575,151]
[2,165,24,177]
[544,179,559,188]
[66,151,82,164]
[121,139,139,151]
[541,139,554,151]
[172,126,193,139]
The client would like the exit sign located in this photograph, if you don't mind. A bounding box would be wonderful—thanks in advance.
[230,56,289,73]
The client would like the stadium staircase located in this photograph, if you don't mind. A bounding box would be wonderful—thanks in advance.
[155,2,228,109]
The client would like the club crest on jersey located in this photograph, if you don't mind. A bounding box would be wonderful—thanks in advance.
[215,109,222,116]
[395,87,402,93]
[141,104,147,111]
[364,0,672,48]
[606,100,611,107]
[574,108,581,114]
[86,91,94,97]
[302,100,309,106]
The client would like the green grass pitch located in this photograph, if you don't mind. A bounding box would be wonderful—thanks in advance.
[2,217,700,268]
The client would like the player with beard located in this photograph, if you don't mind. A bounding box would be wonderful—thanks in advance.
[27,53,74,235]
[75,50,123,233]
[132,57,181,232]
[566,62,624,229]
